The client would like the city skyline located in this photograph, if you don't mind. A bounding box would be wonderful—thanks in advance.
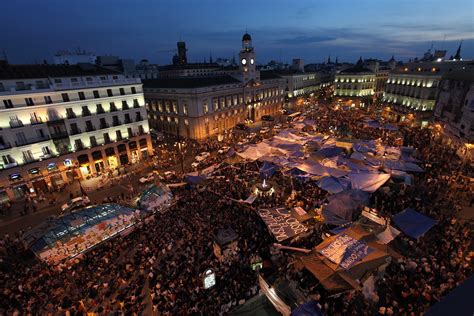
[1,0,473,64]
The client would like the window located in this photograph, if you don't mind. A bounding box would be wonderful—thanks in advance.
[107,89,113,97]
[109,102,117,112]
[119,88,125,96]
[3,99,14,108]
[70,123,80,134]
[100,118,108,129]
[85,120,94,132]
[22,150,34,163]
[112,115,120,126]
[103,133,110,143]
[213,98,218,111]
[133,99,140,108]
[96,104,104,114]
[203,102,208,114]
[131,87,137,94]
[16,82,26,90]
[82,105,91,116]
[54,79,62,84]
[2,155,15,165]
[116,130,122,140]
[42,146,52,156]
[74,139,84,151]
[24,97,34,106]
[66,108,76,119]
[86,77,93,82]
[61,93,70,102]
[127,127,133,137]
[78,91,85,100]
[138,125,144,135]
[158,101,163,112]
[36,129,45,138]
[44,96,52,104]
[100,76,106,81]
[90,136,97,147]
[183,104,188,115]
[122,100,129,110]
[124,113,131,124]
[93,90,100,98]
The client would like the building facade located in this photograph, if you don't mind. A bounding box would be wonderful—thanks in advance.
[382,60,471,124]
[434,65,474,160]
[0,62,152,202]
[334,61,376,105]
[276,71,320,100]
[144,33,286,140]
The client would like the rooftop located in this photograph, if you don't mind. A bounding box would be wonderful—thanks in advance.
[260,71,284,80]
[442,64,474,82]
[0,63,119,80]
[143,75,241,89]
[339,66,374,74]
[158,63,220,71]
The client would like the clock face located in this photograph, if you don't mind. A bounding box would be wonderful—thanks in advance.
[241,58,247,65]
[250,58,254,65]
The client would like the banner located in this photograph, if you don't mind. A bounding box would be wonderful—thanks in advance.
[319,234,374,270]
[258,207,307,242]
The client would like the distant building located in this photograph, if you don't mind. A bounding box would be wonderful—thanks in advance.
[53,49,96,65]
[434,64,474,160]
[96,55,136,74]
[383,59,472,125]
[291,59,305,72]
[143,33,285,140]
[334,57,376,107]
[129,59,160,80]
[0,62,151,202]
[265,70,320,100]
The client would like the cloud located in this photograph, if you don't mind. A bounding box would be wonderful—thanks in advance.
[273,35,336,45]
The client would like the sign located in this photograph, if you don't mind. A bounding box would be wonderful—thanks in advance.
[9,173,22,181]
[29,168,40,176]
[64,159,73,167]
[319,234,374,270]
[47,162,58,172]
[203,269,216,289]
[258,208,307,242]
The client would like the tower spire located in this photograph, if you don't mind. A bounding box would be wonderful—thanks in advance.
[454,40,463,60]
[327,54,331,64]
[209,52,213,63]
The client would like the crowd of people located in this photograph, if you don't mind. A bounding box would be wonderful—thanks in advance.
[0,101,472,315]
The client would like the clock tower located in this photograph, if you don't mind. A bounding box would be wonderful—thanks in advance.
[239,32,258,83]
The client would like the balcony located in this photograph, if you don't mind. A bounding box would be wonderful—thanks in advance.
[66,112,77,119]
[82,111,92,117]
[86,126,96,132]
[50,131,69,139]
[30,117,43,125]
[51,78,141,90]
[15,135,51,147]
[99,123,109,130]
[97,109,106,114]
[136,116,144,122]
[75,143,85,151]
[112,120,122,127]
[124,118,132,124]
[0,142,12,150]
[9,121,24,128]
[70,128,82,135]
[0,83,51,96]
[122,103,130,110]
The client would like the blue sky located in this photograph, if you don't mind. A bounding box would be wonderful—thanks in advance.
[2,0,473,64]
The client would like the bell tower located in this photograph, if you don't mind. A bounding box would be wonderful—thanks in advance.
[239,32,258,83]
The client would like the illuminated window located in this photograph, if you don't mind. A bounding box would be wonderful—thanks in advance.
[203,102,209,114]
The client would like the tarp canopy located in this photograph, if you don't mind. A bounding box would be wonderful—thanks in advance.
[317,176,350,194]
[315,146,344,158]
[260,161,279,179]
[348,172,390,193]
[185,175,206,184]
[392,208,437,238]
[383,160,424,173]
[323,190,369,225]
[291,301,324,316]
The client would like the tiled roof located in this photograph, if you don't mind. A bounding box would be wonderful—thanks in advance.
[143,75,241,89]
[0,63,119,80]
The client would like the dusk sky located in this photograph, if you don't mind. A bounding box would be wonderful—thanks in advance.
[2,0,473,65]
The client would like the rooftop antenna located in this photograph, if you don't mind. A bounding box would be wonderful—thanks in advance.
[442,34,447,49]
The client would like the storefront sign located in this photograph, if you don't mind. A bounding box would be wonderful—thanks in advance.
[9,173,22,181]
[258,207,307,242]
[64,159,73,167]
[319,234,374,270]
[203,269,216,289]
[47,162,58,172]
[29,168,40,176]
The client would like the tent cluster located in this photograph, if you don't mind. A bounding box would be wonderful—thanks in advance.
[234,130,424,225]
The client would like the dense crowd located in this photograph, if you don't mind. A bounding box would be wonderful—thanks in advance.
[0,103,472,315]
